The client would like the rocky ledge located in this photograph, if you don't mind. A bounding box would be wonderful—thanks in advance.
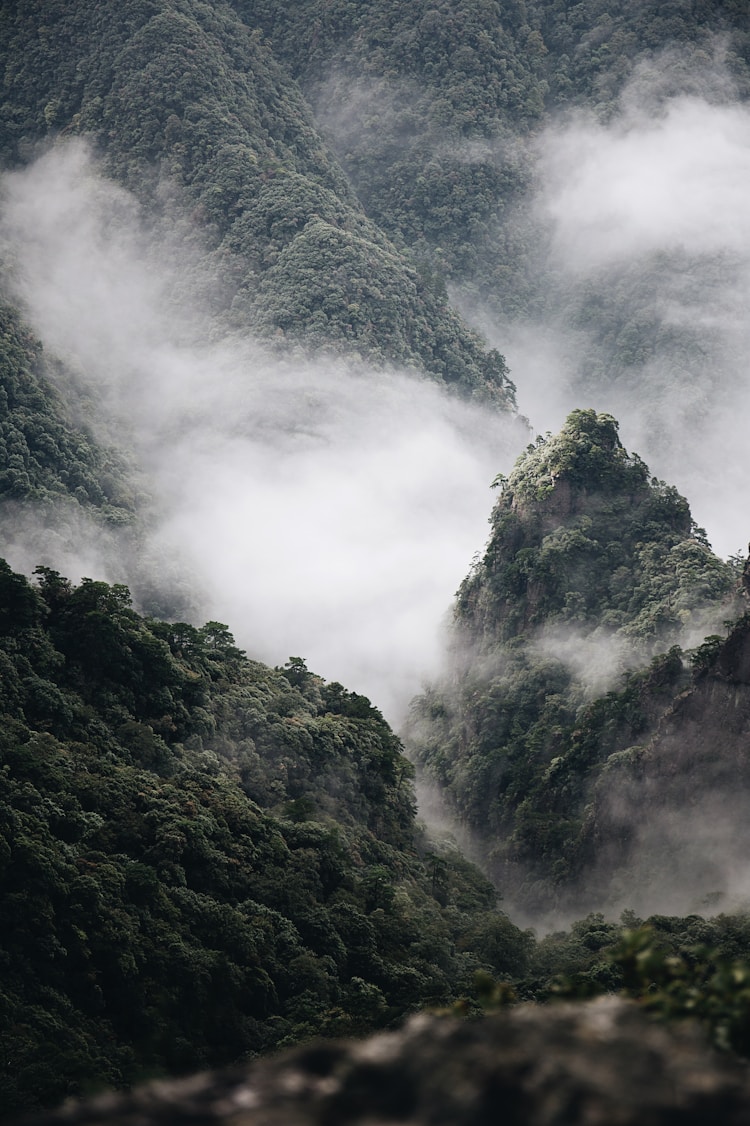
[20,997,750,1126]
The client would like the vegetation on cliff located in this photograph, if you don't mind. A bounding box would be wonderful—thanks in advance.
[408,411,739,912]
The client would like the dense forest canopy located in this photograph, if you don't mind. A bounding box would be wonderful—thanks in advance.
[4,560,750,1114]
[0,304,133,519]
[2,0,750,1117]
[0,559,536,1114]
[0,0,515,404]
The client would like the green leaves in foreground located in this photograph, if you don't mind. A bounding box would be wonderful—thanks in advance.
[613,927,750,1056]
[550,922,750,1058]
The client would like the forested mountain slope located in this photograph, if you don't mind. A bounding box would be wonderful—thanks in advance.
[0,559,531,1116]
[6,551,750,1117]
[239,0,545,313]
[3,1,750,1118]
[576,607,750,917]
[0,0,514,404]
[0,303,133,520]
[532,0,750,113]
[239,0,750,314]
[408,411,742,920]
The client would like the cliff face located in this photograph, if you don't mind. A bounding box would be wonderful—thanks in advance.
[21,999,750,1126]
[579,614,750,917]
[454,410,728,649]
[408,411,741,918]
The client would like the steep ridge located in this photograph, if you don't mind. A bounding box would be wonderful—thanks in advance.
[237,0,545,314]
[0,0,514,404]
[407,410,740,918]
[236,0,750,317]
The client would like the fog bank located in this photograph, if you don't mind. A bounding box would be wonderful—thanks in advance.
[0,141,524,722]
[474,58,750,560]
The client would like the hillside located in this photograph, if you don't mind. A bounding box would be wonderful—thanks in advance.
[238,0,750,316]
[0,0,514,405]
[0,559,531,1116]
[0,303,134,519]
[3,0,750,1119]
[407,411,741,919]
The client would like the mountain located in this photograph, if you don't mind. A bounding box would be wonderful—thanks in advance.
[0,560,531,1116]
[407,410,741,920]
[233,0,750,549]
[2,0,750,1118]
[237,0,750,316]
[0,0,514,405]
[0,303,134,518]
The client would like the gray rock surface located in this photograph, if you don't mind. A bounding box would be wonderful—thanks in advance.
[20,998,750,1126]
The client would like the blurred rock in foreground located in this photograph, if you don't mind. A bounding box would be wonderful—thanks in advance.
[19,998,750,1126]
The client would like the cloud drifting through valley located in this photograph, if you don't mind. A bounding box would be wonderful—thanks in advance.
[0,142,524,722]
[3,54,750,717]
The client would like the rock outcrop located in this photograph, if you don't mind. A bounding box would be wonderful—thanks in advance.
[21,999,750,1126]
[581,612,750,916]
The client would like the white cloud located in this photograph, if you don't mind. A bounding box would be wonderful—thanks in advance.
[471,64,750,560]
[539,97,750,270]
[0,140,525,722]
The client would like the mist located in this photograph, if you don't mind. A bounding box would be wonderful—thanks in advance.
[4,58,749,927]
[0,140,526,723]
[469,53,750,560]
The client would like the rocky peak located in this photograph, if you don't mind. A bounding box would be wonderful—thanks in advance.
[455,410,729,649]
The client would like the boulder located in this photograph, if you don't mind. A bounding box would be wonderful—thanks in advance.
[21,998,750,1126]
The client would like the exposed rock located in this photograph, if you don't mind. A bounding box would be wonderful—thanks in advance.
[579,612,750,915]
[20,999,750,1126]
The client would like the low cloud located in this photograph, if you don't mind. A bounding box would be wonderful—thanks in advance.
[470,49,750,560]
[538,97,750,271]
[0,141,525,722]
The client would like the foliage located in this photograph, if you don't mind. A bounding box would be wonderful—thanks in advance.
[0,0,515,404]
[408,412,739,909]
[530,0,750,115]
[233,0,545,315]
[534,913,750,1059]
[0,304,134,520]
[2,0,750,1103]
[0,559,531,1117]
